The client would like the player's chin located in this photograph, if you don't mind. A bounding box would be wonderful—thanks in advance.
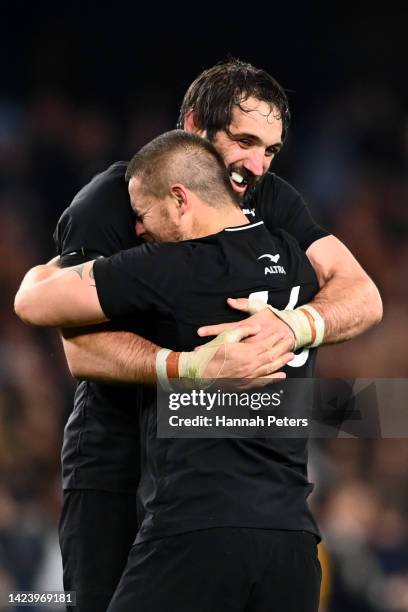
[229,175,260,201]
[242,181,259,206]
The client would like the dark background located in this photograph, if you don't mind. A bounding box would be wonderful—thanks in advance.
[1,3,407,610]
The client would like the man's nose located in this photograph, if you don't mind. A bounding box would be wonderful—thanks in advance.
[243,150,267,177]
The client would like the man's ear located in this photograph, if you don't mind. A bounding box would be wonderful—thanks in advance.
[183,110,206,137]
[170,184,190,214]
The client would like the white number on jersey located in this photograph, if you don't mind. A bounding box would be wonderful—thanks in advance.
[248,287,309,368]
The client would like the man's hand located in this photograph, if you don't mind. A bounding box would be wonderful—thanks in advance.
[157,326,294,392]
[198,299,296,349]
[199,324,293,382]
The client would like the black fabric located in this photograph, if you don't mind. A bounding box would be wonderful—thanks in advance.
[94,222,320,542]
[59,489,139,612]
[54,161,138,260]
[107,528,322,612]
[94,223,319,346]
[54,162,144,492]
[54,165,325,611]
[61,380,142,492]
[54,162,327,495]
[249,172,329,251]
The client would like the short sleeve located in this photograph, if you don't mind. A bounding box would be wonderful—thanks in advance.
[93,243,189,320]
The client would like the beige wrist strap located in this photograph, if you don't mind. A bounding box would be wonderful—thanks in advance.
[247,300,325,350]
[270,304,324,350]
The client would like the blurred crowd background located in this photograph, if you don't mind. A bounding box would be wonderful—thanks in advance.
[1,3,407,611]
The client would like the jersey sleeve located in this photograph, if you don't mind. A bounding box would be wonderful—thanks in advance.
[252,173,330,251]
[93,244,189,320]
[53,163,140,268]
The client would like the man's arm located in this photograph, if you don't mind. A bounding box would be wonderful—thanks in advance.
[12,255,161,383]
[304,235,382,342]
[198,236,382,346]
[61,326,291,385]
[14,261,105,327]
[219,172,381,347]
[14,261,293,383]
[61,326,161,384]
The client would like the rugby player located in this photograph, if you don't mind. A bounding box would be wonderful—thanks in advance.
[16,130,323,611]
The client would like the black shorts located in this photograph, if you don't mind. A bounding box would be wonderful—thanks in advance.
[59,489,138,612]
[107,528,321,612]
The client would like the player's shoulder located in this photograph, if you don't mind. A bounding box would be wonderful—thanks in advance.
[69,161,129,211]
[122,241,192,266]
[251,221,301,257]
[255,171,302,203]
[140,240,193,262]
[134,240,206,279]
[55,161,136,257]
[251,171,309,231]
[272,227,318,283]
[109,241,193,302]
[270,226,303,255]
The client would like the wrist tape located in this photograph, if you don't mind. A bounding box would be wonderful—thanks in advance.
[156,328,247,391]
[247,300,325,351]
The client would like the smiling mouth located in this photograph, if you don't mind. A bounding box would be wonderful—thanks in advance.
[229,170,248,191]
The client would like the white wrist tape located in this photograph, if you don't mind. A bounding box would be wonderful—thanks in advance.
[155,328,248,390]
[156,348,173,391]
[178,328,246,383]
[247,300,325,351]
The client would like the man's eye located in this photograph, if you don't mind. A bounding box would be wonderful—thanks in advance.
[239,139,251,147]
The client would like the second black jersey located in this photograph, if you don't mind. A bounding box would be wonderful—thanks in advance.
[55,162,143,492]
[93,221,320,542]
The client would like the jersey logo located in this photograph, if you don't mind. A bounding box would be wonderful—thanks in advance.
[258,253,280,263]
[242,207,256,217]
[258,253,286,275]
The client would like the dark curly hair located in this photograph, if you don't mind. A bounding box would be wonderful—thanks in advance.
[177,59,290,142]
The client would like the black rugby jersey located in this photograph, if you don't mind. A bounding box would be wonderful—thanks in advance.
[248,172,329,251]
[54,163,328,493]
[93,221,321,541]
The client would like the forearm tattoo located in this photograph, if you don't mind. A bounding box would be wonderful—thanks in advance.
[89,266,96,287]
[70,264,86,279]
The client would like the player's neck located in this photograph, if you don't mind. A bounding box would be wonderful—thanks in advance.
[192,204,249,238]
